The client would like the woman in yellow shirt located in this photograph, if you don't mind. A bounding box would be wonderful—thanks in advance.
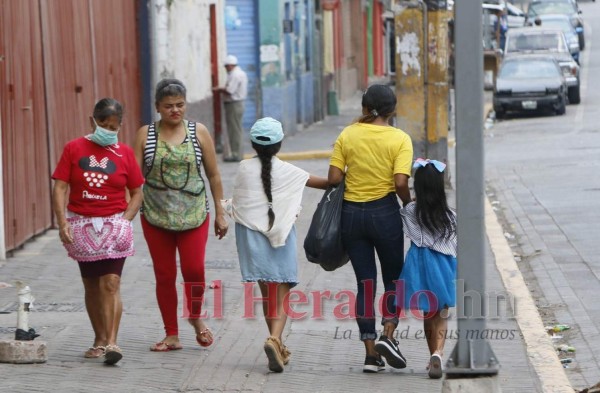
[328,84,413,373]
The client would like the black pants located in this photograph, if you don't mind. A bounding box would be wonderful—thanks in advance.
[341,193,404,341]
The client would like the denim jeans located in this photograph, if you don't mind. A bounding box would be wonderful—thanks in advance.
[341,193,404,341]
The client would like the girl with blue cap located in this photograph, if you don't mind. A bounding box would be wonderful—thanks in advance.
[222,117,327,372]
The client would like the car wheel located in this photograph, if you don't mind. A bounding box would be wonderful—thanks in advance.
[568,85,581,104]
[579,32,585,51]
[556,97,566,116]
[494,107,505,120]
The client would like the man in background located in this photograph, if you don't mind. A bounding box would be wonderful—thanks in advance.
[214,55,248,162]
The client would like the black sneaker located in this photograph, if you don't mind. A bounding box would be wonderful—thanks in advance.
[374,336,407,369]
[363,355,385,373]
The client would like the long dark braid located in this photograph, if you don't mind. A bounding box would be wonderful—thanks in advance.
[252,141,282,230]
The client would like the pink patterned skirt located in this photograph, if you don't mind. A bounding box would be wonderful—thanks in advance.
[63,212,134,262]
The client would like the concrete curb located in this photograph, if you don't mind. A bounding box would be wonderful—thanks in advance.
[484,197,574,393]
[0,340,47,364]
[484,102,494,119]
[447,102,494,148]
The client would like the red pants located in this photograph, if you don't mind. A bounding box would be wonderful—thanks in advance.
[141,215,210,336]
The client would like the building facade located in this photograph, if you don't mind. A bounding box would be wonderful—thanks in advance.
[0,0,143,256]
[321,0,391,105]
[0,0,392,257]
[222,0,320,135]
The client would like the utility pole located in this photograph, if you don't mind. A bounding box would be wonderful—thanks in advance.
[394,0,450,164]
[395,0,501,386]
[445,0,500,386]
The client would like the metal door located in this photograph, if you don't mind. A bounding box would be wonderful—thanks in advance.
[225,0,260,130]
[0,0,142,252]
[0,0,53,251]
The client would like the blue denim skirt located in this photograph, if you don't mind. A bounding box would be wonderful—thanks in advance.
[235,223,298,287]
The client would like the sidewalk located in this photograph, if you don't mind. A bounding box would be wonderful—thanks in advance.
[0,94,542,392]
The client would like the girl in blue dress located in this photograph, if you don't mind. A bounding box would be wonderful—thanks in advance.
[399,158,457,379]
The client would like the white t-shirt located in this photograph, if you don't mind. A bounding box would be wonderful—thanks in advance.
[224,66,248,102]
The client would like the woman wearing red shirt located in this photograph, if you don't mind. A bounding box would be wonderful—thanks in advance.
[52,98,144,365]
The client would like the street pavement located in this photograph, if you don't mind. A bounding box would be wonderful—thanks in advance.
[484,1,600,391]
[0,91,548,392]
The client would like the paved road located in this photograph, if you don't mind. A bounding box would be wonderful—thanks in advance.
[485,1,600,390]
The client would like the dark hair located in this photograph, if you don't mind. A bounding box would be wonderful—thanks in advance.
[252,141,282,230]
[358,84,397,123]
[413,163,455,240]
[93,98,123,123]
[155,78,187,104]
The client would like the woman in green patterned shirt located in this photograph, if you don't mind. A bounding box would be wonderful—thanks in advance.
[134,79,228,352]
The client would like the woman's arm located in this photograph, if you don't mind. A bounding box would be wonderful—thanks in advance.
[196,123,228,239]
[306,175,328,190]
[52,179,73,244]
[394,173,411,206]
[327,165,344,186]
[133,125,148,170]
[122,187,143,221]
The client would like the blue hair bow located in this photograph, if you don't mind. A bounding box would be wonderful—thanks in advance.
[413,158,446,173]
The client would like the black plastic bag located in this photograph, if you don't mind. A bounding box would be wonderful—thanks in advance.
[304,181,349,271]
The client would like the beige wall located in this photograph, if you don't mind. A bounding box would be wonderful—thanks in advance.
[336,0,360,101]
[151,0,225,114]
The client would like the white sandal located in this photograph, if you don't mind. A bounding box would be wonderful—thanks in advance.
[84,346,106,359]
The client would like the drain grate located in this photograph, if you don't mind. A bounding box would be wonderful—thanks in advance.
[205,259,238,269]
[0,302,86,313]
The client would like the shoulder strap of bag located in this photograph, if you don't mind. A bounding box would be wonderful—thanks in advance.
[187,121,209,212]
[143,122,158,175]
[144,121,203,176]
[187,121,203,175]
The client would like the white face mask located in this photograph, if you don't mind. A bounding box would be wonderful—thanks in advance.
[90,119,119,146]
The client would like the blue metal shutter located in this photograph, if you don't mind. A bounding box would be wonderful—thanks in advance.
[225,0,259,131]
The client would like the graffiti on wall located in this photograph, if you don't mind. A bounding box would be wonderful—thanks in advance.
[260,44,281,86]
[225,6,242,30]
[396,32,421,76]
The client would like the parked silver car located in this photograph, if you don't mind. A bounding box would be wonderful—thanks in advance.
[526,0,585,50]
[537,14,581,63]
[504,27,580,103]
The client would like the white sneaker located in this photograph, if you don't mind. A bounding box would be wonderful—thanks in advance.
[428,353,443,379]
